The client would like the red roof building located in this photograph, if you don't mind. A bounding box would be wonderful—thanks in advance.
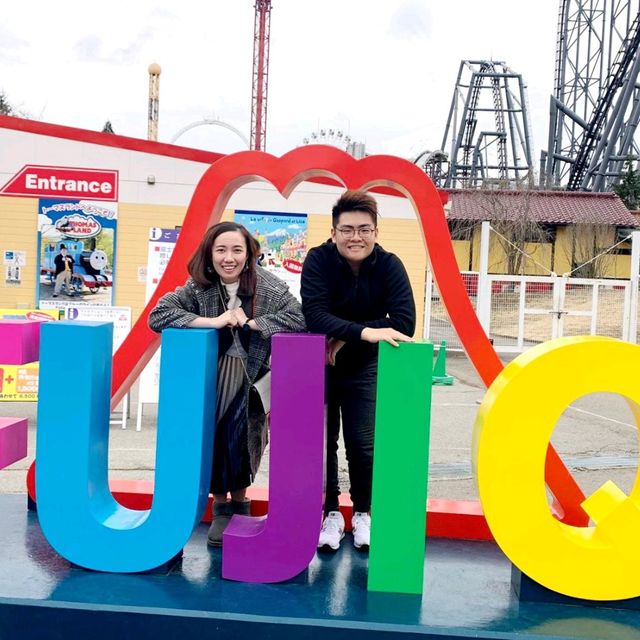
[447,189,639,227]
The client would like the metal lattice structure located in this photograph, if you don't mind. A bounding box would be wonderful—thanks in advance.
[412,150,449,187]
[441,60,534,188]
[545,1,640,191]
[250,0,272,151]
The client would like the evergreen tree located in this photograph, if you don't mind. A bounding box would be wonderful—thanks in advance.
[613,158,640,210]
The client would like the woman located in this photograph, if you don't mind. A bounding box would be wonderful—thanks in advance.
[149,221,306,546]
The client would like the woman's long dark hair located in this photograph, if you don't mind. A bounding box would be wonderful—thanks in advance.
[188,221,258,295]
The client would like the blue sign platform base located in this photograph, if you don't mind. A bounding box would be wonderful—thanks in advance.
[1,494,639,640]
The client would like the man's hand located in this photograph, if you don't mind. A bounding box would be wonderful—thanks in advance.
[326,338,346,365]
[361,327,413,347]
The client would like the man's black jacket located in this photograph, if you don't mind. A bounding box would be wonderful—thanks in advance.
[300,241,416,371]
[54,253,75,276]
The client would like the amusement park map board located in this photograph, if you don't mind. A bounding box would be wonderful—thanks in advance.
[234,210,307,300]
[37,198,118,307]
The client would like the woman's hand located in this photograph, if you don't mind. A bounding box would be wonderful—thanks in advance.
[231,307,259,331]
[231,307,249,325]
[211,309,240,329]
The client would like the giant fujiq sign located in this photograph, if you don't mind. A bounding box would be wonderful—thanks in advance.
[0,165,118,201]
[20,148,640,601]
[34,324,640,601]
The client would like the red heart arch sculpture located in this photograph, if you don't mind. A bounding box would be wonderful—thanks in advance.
[30,145,588,525]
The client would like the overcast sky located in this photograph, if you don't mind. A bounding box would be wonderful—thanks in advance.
[0,0,560,163]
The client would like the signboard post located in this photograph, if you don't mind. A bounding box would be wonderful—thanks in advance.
[137,228,180,430]
[63,305,132,428]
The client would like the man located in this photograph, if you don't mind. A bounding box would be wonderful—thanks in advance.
[53,244,75,298]
[301,190,416,551]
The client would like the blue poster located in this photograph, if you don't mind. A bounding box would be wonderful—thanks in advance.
[37,199,118,306]
[234,210,307,300]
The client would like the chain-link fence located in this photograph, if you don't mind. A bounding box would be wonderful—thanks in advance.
[423,271,477,351]
[424,272,632,353]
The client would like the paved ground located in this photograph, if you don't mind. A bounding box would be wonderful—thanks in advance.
[1,351,638,501]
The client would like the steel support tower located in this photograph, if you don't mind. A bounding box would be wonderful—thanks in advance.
[250,0,272,151]
[441,60,534,188]
[147,63,161,142]
[545,0,640,190]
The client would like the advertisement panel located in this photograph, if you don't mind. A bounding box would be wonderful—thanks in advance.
[63,305,131,353]
[37,199,117,306]
[234,210,307,300]
[0,308,59,321]
[0,361,39,402]
[0,308,58,402]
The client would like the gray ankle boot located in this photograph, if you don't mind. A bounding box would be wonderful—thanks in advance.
[231,499,251,516]
[207,500,233,547]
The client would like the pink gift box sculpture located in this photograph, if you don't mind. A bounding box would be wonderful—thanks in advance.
[0,417,28,469]
[0,320,41,365]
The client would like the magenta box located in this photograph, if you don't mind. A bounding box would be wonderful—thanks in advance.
[0,417,27,469]
[0,320,41,365]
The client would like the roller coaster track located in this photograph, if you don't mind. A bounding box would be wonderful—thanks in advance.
[442,60,533,187]
[567,8,640,190]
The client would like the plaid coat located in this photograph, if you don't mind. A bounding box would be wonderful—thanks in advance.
[148,267,306,477]
[149,267,305,381]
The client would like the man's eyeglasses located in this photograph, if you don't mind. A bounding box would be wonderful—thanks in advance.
[334,225,376,239]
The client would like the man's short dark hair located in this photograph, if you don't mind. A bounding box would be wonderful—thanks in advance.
[60,244,66,249]
[332,190,378,227]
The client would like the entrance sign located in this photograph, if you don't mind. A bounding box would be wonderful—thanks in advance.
[1,165,118,202]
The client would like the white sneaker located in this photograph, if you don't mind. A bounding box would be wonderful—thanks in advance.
[318,511,345,550]
[352,512,371,549]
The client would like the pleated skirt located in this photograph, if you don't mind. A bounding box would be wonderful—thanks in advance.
[210,354,252,494]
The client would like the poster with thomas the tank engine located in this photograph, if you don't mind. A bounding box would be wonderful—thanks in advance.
[37,198,117,306]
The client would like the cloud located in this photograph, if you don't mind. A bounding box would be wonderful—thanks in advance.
[73,35,103,62]
[38,214,53,230]
[388,0,431,40]
[73,33,149,65]
[0,24,27,63]
[149,7,176,20]
[72,8,172,65]
[38,213,62,239]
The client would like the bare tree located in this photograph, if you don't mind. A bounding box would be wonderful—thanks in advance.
[447,219,475,242]
[475,183,548,275]
[562,224,617,278]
